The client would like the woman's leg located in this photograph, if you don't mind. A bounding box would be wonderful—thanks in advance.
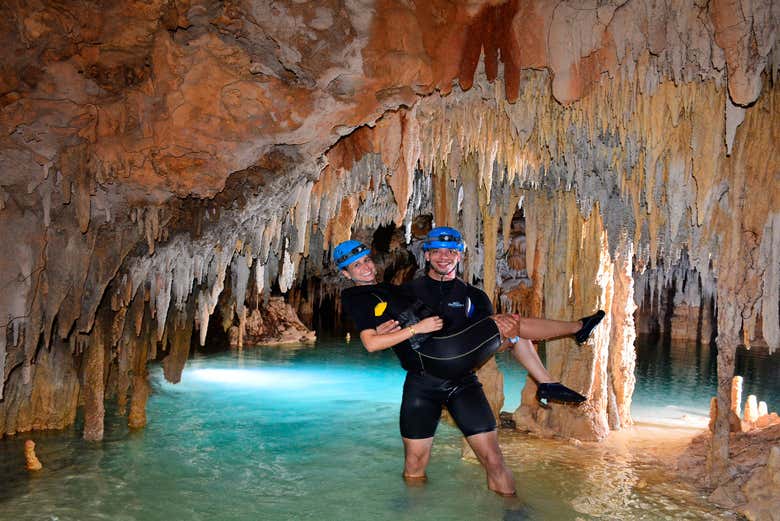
[512,310,605,343]
[509,337,587,406]
[513,316,580,341]
[510,338,553,383]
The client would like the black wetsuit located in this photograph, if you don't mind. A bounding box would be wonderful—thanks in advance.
[341,278,499,439]
[341,283,426,373]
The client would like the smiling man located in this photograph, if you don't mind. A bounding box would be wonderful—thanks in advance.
[402,226,604,496]
[400,226,518,495]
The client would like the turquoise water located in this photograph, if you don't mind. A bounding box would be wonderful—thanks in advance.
[499,337,779,427]
[1,337,775,520]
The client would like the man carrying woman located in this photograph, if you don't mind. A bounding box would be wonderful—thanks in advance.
[335,227,604,496]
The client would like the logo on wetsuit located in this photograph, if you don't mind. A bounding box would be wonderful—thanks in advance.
[447,297,474,317]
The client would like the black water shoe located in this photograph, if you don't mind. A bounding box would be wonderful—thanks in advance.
[536,382,587,408]
[574,310,605,344]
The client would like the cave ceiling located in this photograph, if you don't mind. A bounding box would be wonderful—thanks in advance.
[0,0,778,410]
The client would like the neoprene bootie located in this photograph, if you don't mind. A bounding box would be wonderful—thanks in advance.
[536,382,587,408]
[574,310,605,344]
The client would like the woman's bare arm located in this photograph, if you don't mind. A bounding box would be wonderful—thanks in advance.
[359,316,443,352]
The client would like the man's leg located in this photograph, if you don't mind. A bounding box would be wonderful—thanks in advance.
[402,436,433,480]
[400,373,444,483]
[465,430,516,496]
[447,374,516,495]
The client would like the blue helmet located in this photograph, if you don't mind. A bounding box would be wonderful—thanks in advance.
[333,240,371,269]
[423,226,464,251]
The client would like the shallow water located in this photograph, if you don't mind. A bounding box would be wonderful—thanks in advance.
[500,336,779,426]
[1,336,776,520]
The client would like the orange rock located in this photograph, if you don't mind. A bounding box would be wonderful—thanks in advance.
[24,440,42,471]
[235,298,316,346]
[756,413,780,429]
[745,395,759,424]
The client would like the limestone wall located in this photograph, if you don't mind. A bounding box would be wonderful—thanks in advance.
[0,1,777,484]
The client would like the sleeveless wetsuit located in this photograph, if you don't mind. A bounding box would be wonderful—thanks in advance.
[341,279,499,439]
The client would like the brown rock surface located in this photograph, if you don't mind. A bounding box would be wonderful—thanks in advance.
[230,297,316,346]
[678,424,780,519]
[0,8,775,500]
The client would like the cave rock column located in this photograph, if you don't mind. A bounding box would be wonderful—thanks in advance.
[513,191,636,441]
[82,316,108,442]
[607,240,636,430]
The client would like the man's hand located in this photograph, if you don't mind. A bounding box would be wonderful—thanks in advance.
[375,319,401,335]
[490,313,519,339]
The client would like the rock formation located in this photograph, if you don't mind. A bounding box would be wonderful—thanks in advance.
[0,0,777,490]
[24,439,43,471]
[679,424,780,519]
[228,297,316,347]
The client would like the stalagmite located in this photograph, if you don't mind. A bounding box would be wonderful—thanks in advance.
[745,396,759,424]
[732,376,744,420]
[709,397,718,432]
[24,440,42,471]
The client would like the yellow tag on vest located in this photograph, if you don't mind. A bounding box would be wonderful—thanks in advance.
[374,301,387,317]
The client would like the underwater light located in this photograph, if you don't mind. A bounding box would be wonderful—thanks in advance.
[188,368,337,388]
[191,368,279,385]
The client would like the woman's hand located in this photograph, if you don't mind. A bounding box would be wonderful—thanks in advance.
[375,319,401,335]
[414,316,444,334]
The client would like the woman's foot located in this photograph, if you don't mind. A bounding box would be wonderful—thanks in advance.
[536,382,587,408]
[574,310,605,344]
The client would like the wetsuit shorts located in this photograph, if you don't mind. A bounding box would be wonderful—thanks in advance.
[399,371,496,439]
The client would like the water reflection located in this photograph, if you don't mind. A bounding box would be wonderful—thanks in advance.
[499,427,735,519]
[634,336,779,417]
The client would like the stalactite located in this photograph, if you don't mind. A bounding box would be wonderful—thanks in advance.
[153,264,173,342]
[480,200,500,302]
[759,213,780,351]
[162,306,194,385]
[279,244,295,294]
[459,155,480,283]
[197,246,230,346]
[128,309,151,430]
[230,252,251,317]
